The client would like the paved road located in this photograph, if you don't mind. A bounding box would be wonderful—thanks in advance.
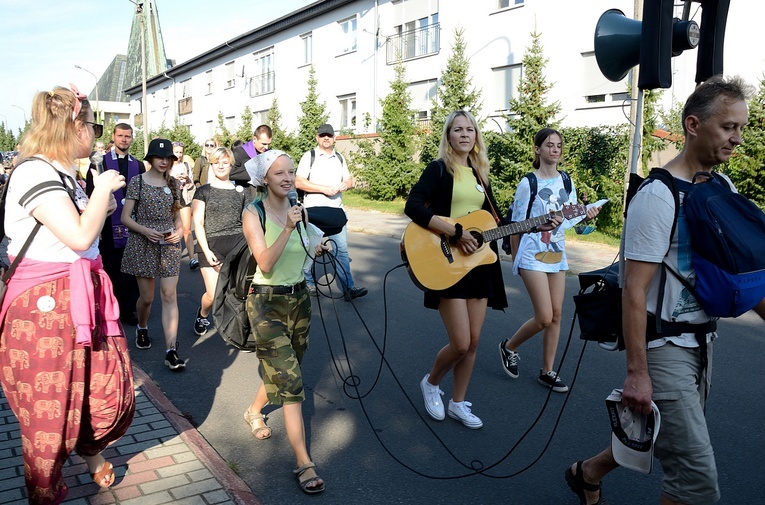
[128,214,764,505]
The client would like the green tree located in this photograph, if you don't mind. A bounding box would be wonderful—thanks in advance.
[660,100,685,151]
[641,89,664,172]
[488,29,561,208]
[351,60,420,199]
[421,28,482,164]
[128,120,199,159]
[236,105,254,144]
[215,112,234,150]
[727,76,765,207]
[267,97,296,158]
[294,65,329,155]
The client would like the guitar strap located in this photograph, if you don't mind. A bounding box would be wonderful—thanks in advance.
[474,168,502,225]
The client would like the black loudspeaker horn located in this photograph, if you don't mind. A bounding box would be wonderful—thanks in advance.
[594,9,642,82]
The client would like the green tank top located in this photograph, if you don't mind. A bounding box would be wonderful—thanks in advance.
[251,217,306,286]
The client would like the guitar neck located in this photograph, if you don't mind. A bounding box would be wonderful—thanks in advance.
[482,211,563,242]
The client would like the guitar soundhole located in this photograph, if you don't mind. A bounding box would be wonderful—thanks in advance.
[470,231,484,248]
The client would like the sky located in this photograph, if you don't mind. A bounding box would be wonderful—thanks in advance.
[0,0,313,132]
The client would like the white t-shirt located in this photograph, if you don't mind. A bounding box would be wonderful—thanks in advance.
[623,174,723,348]
[5,157,98,262]
[511,173,582,274]
[296,148,351,209]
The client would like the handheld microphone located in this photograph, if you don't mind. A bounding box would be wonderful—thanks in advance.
[287,189,301,233]
[90,151,104,175]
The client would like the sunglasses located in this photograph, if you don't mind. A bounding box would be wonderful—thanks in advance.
[318,133,334,138]
[85,121,104,137]
[204,143,216,148]
[172,141,185,147]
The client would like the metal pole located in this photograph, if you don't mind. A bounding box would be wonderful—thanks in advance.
[75,65,100,123]
[11,105,27,125]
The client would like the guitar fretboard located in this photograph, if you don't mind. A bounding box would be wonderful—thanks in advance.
[483,214,556,242]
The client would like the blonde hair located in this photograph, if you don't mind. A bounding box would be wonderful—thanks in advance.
[19,87,91,165]
[209,146,234,165]
[437,110,491,184]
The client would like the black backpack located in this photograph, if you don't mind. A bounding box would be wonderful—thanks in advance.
[211,200,264,351]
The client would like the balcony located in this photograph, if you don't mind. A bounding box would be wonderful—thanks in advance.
[386,23,440,64]
[249,71,275,98]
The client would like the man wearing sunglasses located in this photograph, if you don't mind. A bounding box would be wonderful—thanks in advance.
[231,124,273,186]
[296,123,367,301]
[85,123,144,326]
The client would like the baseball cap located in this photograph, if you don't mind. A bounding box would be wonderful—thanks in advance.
[317,123,335,136]
[606,388,661,474]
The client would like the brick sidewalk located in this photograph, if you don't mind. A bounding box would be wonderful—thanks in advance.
[0,366,259,505]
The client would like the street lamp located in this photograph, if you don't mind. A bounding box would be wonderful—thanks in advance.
[11,105,27,125]
[75,65,100,123]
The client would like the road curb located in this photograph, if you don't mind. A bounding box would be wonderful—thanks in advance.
[132,365,263,505]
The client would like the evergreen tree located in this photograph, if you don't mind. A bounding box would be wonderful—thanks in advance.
[294,65,329,155]
[488,29,561,207]
[352,60,420,199]
[267,97,296,158]
[421,28,482,164]
[727,76,765,207]
[215,112,234,149]
[236,105,254,144]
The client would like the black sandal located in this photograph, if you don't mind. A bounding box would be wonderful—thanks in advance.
[294,462,325,495]
[565,461,605,505]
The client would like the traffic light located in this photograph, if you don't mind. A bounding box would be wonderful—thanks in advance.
[695,0,730,83]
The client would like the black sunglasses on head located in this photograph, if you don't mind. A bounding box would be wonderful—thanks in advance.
[85,121,104,138]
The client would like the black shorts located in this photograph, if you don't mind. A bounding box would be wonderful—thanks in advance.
[199,234,242,268]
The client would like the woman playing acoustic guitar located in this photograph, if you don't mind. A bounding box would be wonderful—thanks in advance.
[405,110,507,429]
[498,128,601,392]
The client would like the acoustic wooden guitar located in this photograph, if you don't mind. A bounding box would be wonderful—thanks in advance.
[400,205,586,291]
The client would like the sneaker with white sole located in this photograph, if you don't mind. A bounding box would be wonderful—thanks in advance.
[447,400,483,429]
[165,347,186,371]
[420,374,445,420]
[194,308,211,336]
[538,370,569,393]
[498,339,520,378]
[135,327,151,349]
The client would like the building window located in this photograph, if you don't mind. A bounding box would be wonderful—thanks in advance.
[253,109,270,127]
[181,79,192,98]
[581,52,628,105]
[338,95,357,130]
[387,14,439,64]
[225,61,236,89]
[408,79,437,128]
[339,16,357,53]
[206,120,214,138]
[498,0,524,8]
[206,70,213,95]
[250,47,275,97]
[492,63,523,112]
[301,33,313,65]
[225,115,236,132]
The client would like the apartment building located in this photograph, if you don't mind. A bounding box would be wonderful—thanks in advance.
[124,0,763,142]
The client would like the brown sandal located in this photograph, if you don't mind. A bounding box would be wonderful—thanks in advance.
[243,410,272,440]
[90,461,115,488]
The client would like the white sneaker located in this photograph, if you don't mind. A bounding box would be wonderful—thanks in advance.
[448,400,483,429]
[420,374,445,420]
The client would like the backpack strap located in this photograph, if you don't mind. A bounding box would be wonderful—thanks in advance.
[524,173,537,220]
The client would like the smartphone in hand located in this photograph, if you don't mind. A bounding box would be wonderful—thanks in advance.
[158,228,174,245]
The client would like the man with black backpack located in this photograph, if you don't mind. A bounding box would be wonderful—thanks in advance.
[566,76,765,505]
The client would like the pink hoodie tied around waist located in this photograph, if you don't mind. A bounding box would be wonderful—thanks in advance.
[1,256,120,346]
